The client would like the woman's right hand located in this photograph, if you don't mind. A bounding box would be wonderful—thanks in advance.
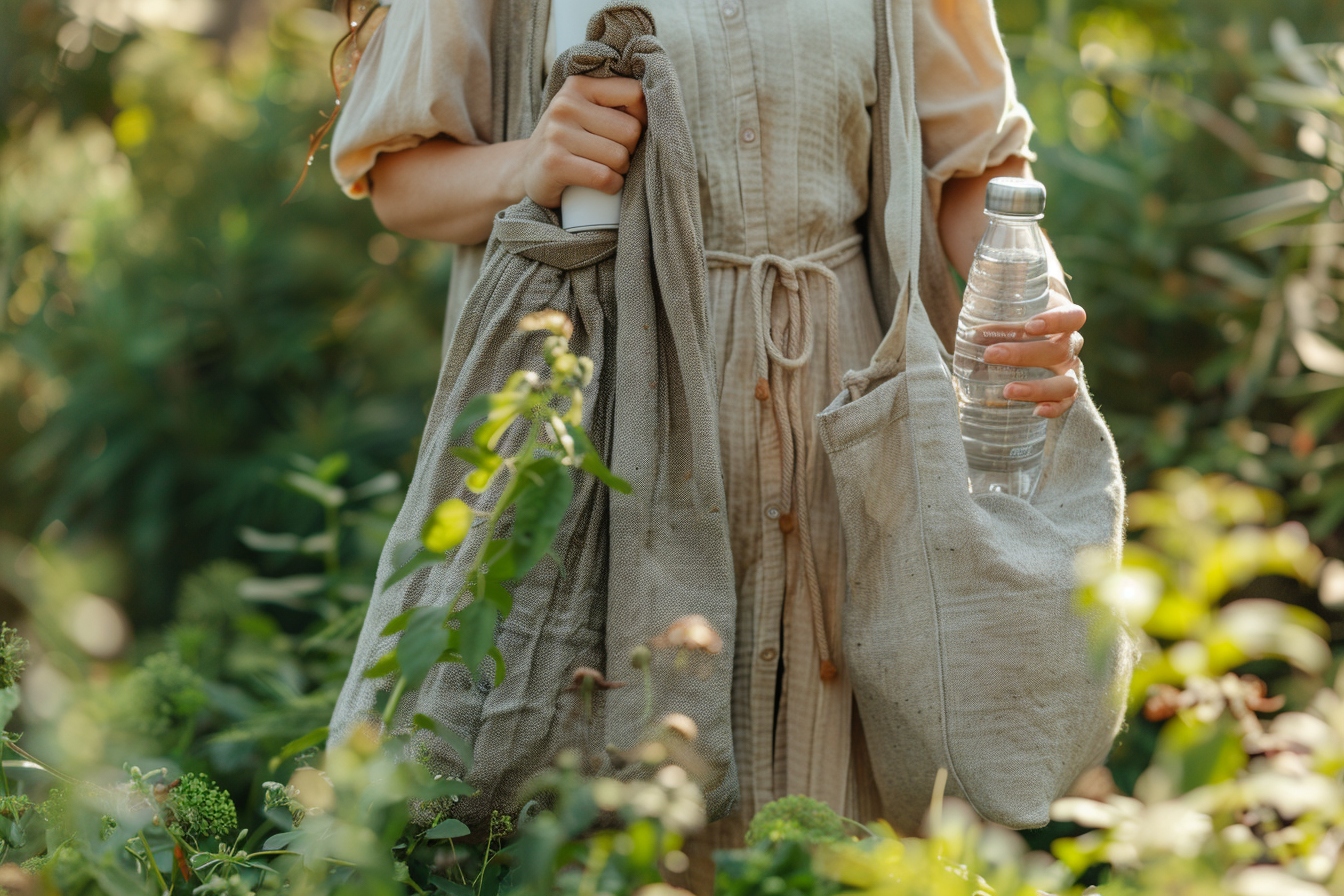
[516,75,647,209]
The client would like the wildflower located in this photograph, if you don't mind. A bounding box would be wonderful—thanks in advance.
[660,713,698,742]
[262,781,306,827]
[564,667,625,692]
[651,615,723,655]
[745,795,848,847]
[164,773,238,841]
[0,624,28,689]
[519,309,574,338]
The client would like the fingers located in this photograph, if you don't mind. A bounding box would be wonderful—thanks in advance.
[562,129,633,175]
[549,88,645,154]
[1024,301,1085,337]
[1004,370,1079,418]
[984,331,1083,375]
[528,144,625,204]
[524,77,647,206]
[573,75,648,126]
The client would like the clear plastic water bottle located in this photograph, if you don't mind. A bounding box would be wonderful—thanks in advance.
[953,177,1051,500]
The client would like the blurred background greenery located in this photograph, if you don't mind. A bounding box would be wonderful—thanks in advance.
[2,0,1344,887]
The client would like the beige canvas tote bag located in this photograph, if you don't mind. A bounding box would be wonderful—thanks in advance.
[818,0,1137,832]
[817,201,1137,830]
[331,6,740,826]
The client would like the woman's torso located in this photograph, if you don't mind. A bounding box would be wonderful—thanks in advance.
[548,0,878,257]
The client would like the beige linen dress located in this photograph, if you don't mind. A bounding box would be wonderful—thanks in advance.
[331,0,1034,877]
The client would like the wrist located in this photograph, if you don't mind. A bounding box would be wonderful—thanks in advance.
[496,140,530,207]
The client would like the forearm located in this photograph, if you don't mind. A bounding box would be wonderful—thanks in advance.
[937,156,1066,288]
[369,137,528,245]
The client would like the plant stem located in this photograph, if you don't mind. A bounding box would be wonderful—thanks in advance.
[382,676,409,729]
[247,850,357,867]
[324,505,341,576]
[4,743,77,784]
[139,833,170,894]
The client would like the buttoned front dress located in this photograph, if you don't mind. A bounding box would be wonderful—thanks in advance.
[331,0,1034,878]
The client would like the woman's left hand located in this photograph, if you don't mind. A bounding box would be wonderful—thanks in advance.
[981,283,1085,419]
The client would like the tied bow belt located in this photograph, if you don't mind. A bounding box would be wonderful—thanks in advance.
[705,233,864,683]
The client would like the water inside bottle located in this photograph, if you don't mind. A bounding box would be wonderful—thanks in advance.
[954,240,1051,498]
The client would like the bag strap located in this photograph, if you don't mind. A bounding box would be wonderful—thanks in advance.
[862,0,960,357]
[491,0,550,143]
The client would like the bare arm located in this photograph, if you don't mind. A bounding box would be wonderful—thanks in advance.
[938,157,1086,418]
[370,138,529,245]
[367,76,647,246]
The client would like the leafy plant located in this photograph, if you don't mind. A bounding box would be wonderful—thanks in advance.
[363,310,628,732]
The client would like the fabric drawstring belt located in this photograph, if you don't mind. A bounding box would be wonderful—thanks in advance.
[705,234,864,682]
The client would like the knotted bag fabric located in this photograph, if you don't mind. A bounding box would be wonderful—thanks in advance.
[330,6,739,826]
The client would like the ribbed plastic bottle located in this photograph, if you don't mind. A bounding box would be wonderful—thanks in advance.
[953,177,1051,500]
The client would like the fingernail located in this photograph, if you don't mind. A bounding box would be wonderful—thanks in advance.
[1025,320,1046,334]
[1004,384,1026,399]
[984,346,1006,362]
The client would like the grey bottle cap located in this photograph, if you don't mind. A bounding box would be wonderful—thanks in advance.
[985,177,1046,216]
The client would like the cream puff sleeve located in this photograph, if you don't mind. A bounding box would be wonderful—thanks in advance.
[914,0,1036,194]
[330,0,496,198]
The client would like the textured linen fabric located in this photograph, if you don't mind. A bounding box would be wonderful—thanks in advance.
[329,7,741,825]
[329,0,1057,881]
[816,198,1137,832]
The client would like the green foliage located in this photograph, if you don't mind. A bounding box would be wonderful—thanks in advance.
[715,841,838,896]
[744,796,848,848]
[0,0,451,618]
[0,623,27,690]
[160,772,238,842]
[997,0,1344,536]
[115,653,208,742]
[371,310,628,723]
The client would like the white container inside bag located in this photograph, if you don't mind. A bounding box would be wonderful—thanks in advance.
[552,0,623,232]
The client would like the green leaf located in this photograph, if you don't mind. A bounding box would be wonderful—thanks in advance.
[452,446,505,494]
[2,816,24,849]
[400,606,453,689]
[348,471,401,501]
[238,575,326,608]
[413,713,474,773]
[431,876,476,896]
[386,546,441,588]
[269,726,329,772]
[424,818,470,841]
[450,394,494,442]
[480,539,517,582]
[0,686,19,730]
[237,527,301,552]
[312,452,350,484]
[282,471,347,509]
[562,421,631,493]
[263,830,304,851]
[479,578,513,618]
[422,499,473,554]
[364,650,400,680]
[510,457,574,577]
[457,601,499,680]
[450,445,502,471]
[381,608,416,636]
[487,647,507,687]
[391,539,424,570]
